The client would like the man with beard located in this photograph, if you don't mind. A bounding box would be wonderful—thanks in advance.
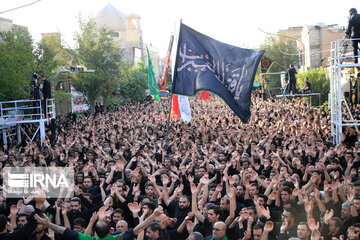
[0,200,43,240]
[67,197,102,227]
[35,206,164,240]
[13,214,28,231]
[82,176,100,197]
[28,223,53,240]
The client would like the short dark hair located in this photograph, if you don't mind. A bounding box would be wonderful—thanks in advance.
[253,222,265,231]
[16,213,29,221]
[143,202,156,211]
[0,215,7,232]
[248,206,257,214]
[207,204,222,215]
[95,220,111,238]
[298,222,309,231]
[258,194,268,203]
[331,217,343,229]
[112,208,124,218]
[73,218,87,228]
[148,222,162,234]
[70,197,82,204]
[284,208,296,218]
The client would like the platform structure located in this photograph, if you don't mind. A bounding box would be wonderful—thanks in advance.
[0,99,55,146]
[330,38,360,144]
[275,93,321,107]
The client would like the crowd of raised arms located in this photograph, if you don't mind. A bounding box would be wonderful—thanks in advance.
[0,93,359,240]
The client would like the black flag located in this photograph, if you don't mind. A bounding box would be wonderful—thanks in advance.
[173,23,264,122]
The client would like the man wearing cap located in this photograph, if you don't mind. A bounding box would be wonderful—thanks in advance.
[346,8,360,63]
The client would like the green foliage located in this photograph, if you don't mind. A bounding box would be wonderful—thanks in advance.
[73,16,124,111]
[72,73,101,110]
[259,36,299,91]
[34,34,74,84]
[118,64,148,102]
[297,68,329,106]
[54,90,72,114]
[0,29,35,100]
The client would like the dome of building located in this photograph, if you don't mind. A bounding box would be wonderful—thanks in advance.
[94,3,127,31]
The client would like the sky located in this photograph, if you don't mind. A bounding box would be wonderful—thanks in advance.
[1,0,358,57]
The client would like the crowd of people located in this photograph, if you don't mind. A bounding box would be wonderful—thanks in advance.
[0,93,359,240]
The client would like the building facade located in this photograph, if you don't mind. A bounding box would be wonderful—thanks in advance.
[0,17,27,32]
[94,4,144,66]
[279,24,344,70]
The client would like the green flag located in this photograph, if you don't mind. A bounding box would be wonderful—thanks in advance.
[147,47,160,102]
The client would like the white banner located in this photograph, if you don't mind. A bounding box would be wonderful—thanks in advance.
[178,95,191,123]
[71,87,89,113]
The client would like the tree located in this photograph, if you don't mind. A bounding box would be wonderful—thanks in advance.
[0,29,35,100]
[73,16,124,112]
[118,63,148,102]
[34,33,73,80]
[297,68,329,106]
[259,36,299,91]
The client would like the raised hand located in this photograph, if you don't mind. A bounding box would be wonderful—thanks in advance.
[89,212,98,224]
[161,175,170,186]
[200,175,210,185]
[185,212,195,221]
[258,205,271,219]
[97,206,107,220]
[47,229,55,239]
[154,206,163,216]
[34,213,50,226]
[175,184,184,194]
[308,218,320,232]
[280,218,288,234]
[186,219,195,233]
[188,174,194,183]
[147,174,156,183]
[128,202,141,214]
[228,175,235,185]
[61,207,67,216]
[323,181,330,192]
[292,187,300,197]
[243,230,252,240]
[324,209,334,224]
[264,221,274,233]
[10,205,19,216]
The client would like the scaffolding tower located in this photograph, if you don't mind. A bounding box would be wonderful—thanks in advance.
[330,38,360,144]
[0,99,55,146]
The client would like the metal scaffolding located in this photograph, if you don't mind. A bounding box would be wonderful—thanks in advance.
[330,38,360,144]
[0,99,56,146]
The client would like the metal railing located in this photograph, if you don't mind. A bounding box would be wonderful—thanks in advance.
[0,99,56,125]
[330,38,360,144]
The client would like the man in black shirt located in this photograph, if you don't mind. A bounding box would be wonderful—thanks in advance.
[346,8,360,63]
[287,65,297,94]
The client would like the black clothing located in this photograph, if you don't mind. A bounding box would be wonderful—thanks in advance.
[165,201,191,228]
[0,211,39,240]
[346,13,360,63]
[66,203,103,227]
[42,79,51,117]
[194,218,213,238]
[42,79,52,100]
[287,66,297,94]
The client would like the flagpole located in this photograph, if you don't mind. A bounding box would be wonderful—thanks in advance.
[163,20,182,156]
